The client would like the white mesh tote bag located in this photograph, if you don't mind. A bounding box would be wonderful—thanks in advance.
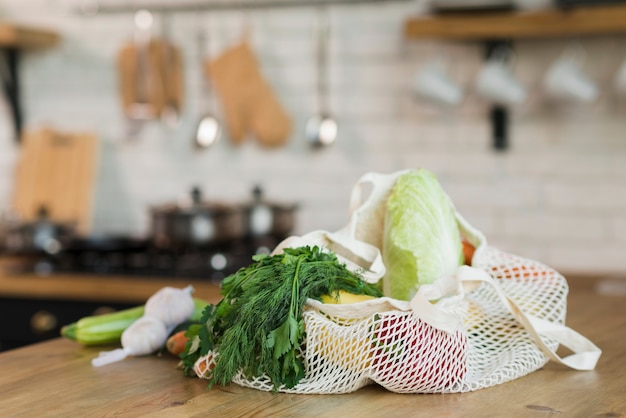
[194,170,601,394]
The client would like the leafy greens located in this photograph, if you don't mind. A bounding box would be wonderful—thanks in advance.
[382,168,464,300]
[180,246,383,390]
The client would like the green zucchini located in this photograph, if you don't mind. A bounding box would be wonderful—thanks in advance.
[61,298,209,346]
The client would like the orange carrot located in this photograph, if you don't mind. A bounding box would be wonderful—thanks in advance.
[462,240,475,266]
[166,331,188,356]
[193,352,216,379]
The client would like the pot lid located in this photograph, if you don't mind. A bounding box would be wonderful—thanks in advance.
[248,185,298,210]
[6,206,76,231]
[151,186,242,214]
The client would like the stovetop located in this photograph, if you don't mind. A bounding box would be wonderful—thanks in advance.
[1,235,282,282]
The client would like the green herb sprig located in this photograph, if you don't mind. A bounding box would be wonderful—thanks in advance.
[180,246,382,390]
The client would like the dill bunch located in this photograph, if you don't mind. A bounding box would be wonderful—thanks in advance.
[180,246,382,390]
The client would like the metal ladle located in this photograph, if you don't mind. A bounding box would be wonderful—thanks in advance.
[194,22,222,149]
[305,7,337,148]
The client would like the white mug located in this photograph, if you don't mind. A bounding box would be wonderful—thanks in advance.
[544,45,598,103]
[475,47,527,105]
[413,60,463,106]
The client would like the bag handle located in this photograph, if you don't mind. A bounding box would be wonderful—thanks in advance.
[457,266,601,371]
[346,170,409,247]
[272,229,385,284]
[325,228,386,283]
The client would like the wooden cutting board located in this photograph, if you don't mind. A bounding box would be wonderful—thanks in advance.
[11,127,98,234]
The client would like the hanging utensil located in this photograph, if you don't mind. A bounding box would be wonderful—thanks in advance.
[123,9,158,138]
[194,20,222,149]
[159,12,182,129]
[305,6,337,148]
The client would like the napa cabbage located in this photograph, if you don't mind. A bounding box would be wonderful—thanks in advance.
[382,169,464,300]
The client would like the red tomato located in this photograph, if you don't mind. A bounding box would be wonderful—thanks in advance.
[370,313,468,393]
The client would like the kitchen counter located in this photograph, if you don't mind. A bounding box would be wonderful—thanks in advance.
[0,259,223,304]
[0,275,624,417]
[0,271,222,304]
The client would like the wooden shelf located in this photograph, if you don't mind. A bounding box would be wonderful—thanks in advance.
[0,23,59,49]
[404,4,626,40]
[0,23,59,143]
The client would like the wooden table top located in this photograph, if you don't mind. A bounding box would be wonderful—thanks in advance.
[0,275,624,417]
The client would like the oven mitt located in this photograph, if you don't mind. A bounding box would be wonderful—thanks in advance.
[206,41,291,147]
[249,74,292,148]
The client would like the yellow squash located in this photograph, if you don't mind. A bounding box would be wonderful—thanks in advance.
[320,290,377,305]
[312,291,378,372]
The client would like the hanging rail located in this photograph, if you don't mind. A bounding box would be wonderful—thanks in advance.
[78,0,409,15]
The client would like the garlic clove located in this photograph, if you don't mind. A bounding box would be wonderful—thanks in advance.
[121,315,169,356]
[144,285,195,327]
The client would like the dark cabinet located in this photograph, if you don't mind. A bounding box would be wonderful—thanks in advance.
[0,297,133,351]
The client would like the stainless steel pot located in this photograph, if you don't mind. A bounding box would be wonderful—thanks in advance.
[245,185,298,239]
[0,207,75,255]
[150,187,247,249]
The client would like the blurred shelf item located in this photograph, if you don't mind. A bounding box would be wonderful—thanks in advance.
[404,4,626,40]
[12,127,99,235]
[0,23,59,142]
[78,0,409,14]
[404,4,626,152]
[0,23,59,49]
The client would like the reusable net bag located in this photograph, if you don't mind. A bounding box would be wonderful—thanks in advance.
[194,170,601,394]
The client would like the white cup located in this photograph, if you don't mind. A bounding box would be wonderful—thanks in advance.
[544,46,598,103]
[475,49,527,105]
[413,60,463,106]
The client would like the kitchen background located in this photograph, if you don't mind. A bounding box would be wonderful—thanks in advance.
[1,0,625,275]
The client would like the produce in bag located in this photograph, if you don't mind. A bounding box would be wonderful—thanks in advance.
[370,312,467,393]
[179,246,383,390]
[184,169,601,395]
[382,168,464,300]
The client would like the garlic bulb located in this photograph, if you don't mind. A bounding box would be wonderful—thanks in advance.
[92,316,168,367]
[144,285,195,326]
[91,285,195,367]
[121,315,169,356]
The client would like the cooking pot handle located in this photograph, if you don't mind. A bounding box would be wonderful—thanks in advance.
[272,228,385,284]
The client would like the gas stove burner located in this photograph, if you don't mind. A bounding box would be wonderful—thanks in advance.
[64,235,150,252]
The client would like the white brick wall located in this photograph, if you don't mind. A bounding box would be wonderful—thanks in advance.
[1,0,625,274]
